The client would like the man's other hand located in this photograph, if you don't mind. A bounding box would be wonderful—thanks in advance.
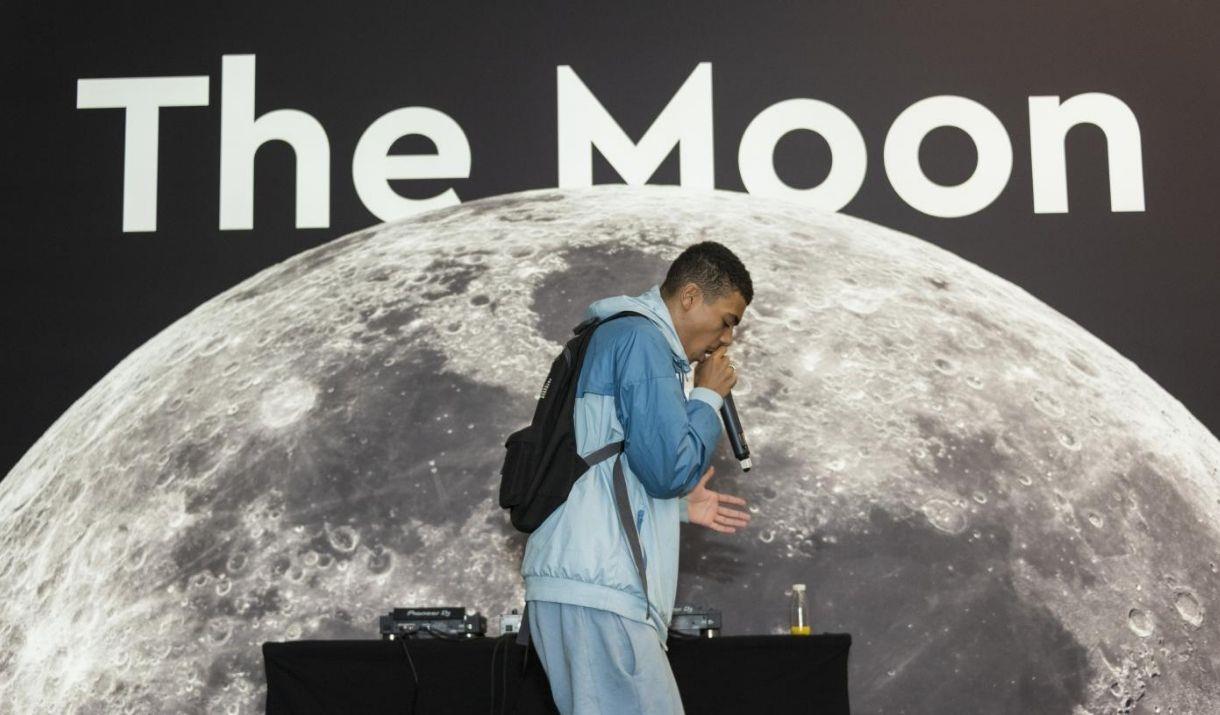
[685,466,751,533]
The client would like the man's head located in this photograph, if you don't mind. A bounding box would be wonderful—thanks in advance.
[659,241,753,364]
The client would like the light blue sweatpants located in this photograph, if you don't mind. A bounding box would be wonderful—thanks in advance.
[527,599,685,715]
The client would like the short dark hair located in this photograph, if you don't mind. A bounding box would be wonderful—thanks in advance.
[660,241,753,305]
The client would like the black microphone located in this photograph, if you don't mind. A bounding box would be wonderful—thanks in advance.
[720,392,751,471]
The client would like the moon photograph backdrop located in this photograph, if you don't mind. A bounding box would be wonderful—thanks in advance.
[0,185,1216,713]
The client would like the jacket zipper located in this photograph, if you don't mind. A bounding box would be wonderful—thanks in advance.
[636,507,648,619]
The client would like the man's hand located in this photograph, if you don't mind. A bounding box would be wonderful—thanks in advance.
[693,345,737,398]
[686,465,751,533]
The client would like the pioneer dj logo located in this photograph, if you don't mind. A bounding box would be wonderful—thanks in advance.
[404,608,451,619]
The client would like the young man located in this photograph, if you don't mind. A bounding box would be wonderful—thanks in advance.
[520,241,754,714]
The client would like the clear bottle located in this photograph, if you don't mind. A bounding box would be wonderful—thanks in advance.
[790,583,811,635]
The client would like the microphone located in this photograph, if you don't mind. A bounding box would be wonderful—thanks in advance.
[719,392,752,472]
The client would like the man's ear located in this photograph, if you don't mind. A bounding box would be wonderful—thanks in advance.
[680,282,701,310]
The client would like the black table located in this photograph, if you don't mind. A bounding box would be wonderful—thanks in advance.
[264,633,851,713]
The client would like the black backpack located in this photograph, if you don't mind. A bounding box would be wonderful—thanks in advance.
[498,309,644,532]
[499,310,655,641]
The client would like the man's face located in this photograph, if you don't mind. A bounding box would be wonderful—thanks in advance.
[667,283,748,364]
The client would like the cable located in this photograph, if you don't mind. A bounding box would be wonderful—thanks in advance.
[398,637,420,715]
[489,632,508,715]
[395,624,521,714]
[501,633,511,715]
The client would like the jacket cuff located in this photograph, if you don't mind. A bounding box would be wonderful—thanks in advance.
[689,386,723,412]
[678,494,690,523]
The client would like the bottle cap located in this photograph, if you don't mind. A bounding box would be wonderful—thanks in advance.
[793,583,806,591]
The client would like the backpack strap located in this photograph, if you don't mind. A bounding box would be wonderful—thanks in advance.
[583,439,624,467]
[578,309,653,613]
[516,440,652,648]
[610,449,650,622]
[586,440,651,621]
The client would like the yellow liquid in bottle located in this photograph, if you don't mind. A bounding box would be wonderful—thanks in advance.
[790,625,811,636]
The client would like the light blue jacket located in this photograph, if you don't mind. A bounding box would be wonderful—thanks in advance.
[521,285,724,649]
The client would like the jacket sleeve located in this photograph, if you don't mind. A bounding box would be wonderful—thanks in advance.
[613,328,724,499]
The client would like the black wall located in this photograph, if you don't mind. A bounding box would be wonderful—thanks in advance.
[3,1,1217,478]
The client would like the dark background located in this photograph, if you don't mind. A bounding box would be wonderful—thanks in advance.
[2,1,1216,480]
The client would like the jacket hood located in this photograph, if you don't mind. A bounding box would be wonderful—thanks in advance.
[583,285,691,373]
